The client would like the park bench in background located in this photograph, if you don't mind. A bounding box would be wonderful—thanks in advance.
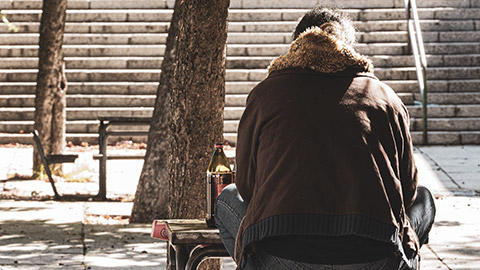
[32,129,86,200]
[33,116,150,200]
[93,117,150,200]
[152,219,229,270]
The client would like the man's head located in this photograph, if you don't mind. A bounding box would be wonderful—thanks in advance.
[293,7,356,46]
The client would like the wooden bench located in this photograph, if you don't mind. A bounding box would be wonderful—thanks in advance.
[152,219,229,270]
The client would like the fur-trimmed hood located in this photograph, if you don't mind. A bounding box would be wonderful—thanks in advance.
[268,27,374,75]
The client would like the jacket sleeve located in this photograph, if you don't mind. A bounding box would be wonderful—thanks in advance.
[235,90,262,204]
[398,104,418,209]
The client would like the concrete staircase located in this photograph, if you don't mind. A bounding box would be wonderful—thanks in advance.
[0,0,479,145]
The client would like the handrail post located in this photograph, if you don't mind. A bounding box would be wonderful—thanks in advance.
[404,0,428,144]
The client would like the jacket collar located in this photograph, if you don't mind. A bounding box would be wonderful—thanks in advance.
[267,27,374,75]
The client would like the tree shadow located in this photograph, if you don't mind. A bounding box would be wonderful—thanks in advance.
[433,220,461,227]
[0,205,51,212]
[432,234,480,259]
[0,219,84,267]
[0,219,167,269]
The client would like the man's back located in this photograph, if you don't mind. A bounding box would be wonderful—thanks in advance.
[214,7,434,270]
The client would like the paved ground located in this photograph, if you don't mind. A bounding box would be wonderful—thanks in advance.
[0,145,478,269]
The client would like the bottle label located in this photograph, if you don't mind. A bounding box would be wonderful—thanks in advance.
[213,174,233,196]
[205,172,234,227]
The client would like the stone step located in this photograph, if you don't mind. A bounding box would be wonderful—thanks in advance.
[3,67,480,82]
[0,93,251,107]
[0,94,268,108]
[0,129,478,146]
[411,117,480,131]
[385,79,480,93]
[408,104,480,118]
[353,20,480,32]
[3,102,480,123]
[224,104,480,120]
[2,115,479,135]
[225,130,480,145]
[0,81,261,95]
[0,133,88,145]
[2,91,477,110]
[0,94,156,107]
[228,0,480,9]
[2,31,480,45]
[415,93,480,104]
[0,69,163,82]
[353,8,480,21]
[0,31,408,46]
[0,45,166,57]
[2,19,479,34]
[1,9,173,22]
[0,132,156,145]
[375,67,480,80]
[2,79,479,96]
[225,105,480,121]
[370,54,480,67]
[0,92,415,108]
[0,33,169,45]
[221,92,480,108]
[2,8,480,23]
[0,22,171,33]
[358,31,480,44]
[0,120,153,133]
[0,107,154,121]
[3,54,480,69]
[410,131,480,145]
[2,42,480,58]
[0,0,176,9]
[0,69,270,82]
[1,0,479,10]
[222,117,480,134]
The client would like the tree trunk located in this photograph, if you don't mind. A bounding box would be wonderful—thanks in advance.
[168,1,229,268]
[167,0,229,219]
[33,0,67,173]
[131,0,229,221]
[131,0,229,268]
[130,0,180,223]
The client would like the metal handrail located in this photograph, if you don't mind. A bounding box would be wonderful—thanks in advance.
[404,0,428,144]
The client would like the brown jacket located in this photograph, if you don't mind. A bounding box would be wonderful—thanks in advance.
[234,27,419,269]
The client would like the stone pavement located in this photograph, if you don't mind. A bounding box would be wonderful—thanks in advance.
[0,145,479,269]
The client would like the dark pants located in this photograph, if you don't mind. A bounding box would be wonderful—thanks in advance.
[215,185,436,270]
[407,186,436,246]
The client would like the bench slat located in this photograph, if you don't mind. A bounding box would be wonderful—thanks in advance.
[46,154,78,163]
[93,154,145,160]
[152,219,223,245]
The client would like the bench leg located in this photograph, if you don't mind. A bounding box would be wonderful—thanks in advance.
[185,245,229,270]
[167,244,191,270]
[175,245,191,270]
[97,120,107,200]
[167,243,192,270]
[32,130,60,199]
[167,243,176,270]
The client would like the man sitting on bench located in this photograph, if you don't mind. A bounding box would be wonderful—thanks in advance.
[214,7,435,270]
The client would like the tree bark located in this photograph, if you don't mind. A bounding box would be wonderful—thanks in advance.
[131,0,229,268]
[131,0,229,221]
[130,0,180,222]
[33,0,67,173]
[168,2,229,269]
[167,0,229,219]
